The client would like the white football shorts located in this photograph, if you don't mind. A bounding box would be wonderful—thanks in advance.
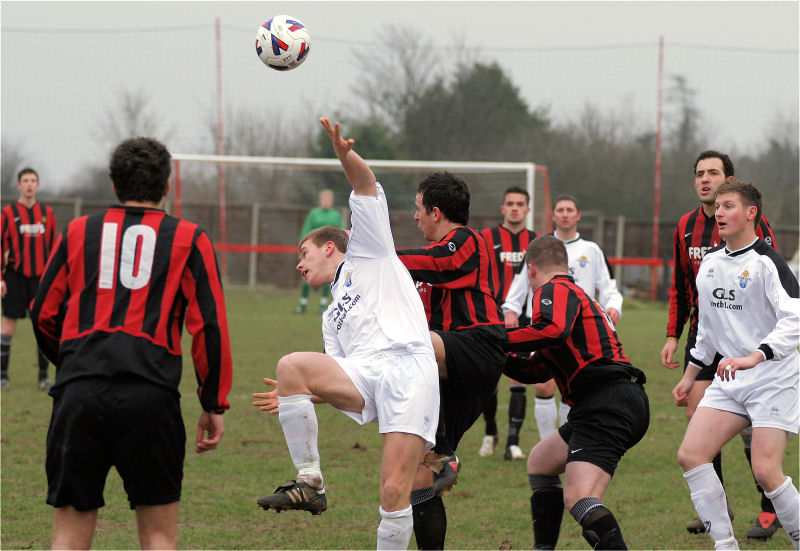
[699,370,799,435]
[333,350,439,449]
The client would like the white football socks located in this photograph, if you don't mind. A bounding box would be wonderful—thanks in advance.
[534,396,558,439]
[377,505,413,550]
[278,394,323,487]
[764,476,799,550]
[684,463,736,546]
[558,401,571,427]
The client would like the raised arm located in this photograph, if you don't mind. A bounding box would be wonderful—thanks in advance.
[319,117,376,197]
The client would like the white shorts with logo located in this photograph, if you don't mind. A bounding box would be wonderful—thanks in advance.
[333,350,439,449]
[698,364,799,435]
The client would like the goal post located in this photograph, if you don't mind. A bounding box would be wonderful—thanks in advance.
[169,154,550,286]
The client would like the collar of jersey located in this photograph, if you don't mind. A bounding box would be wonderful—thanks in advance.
[332,262,344,286]
[724,238,759,257]
[553,230,580,244]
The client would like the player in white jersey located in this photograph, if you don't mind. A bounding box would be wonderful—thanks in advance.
[254,118,439,550]
[502,195,622,439]
[673,179,799,551]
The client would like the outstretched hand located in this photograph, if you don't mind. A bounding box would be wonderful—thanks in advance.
[320,117,355,159]
[253,377,279,415]
[318,117,377,196]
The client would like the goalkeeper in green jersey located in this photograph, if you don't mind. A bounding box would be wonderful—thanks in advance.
[295,189,344,314]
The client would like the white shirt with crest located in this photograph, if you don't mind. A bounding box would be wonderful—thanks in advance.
[321,183,433,359]
[690,238,799,389]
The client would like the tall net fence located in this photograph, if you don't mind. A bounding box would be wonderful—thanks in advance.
[2,22,796,189]
[2,20,797,293]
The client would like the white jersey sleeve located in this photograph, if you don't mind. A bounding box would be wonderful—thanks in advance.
[345,184,395,259]
[502,268,529,316]
[591,243,623,315]
[759,253,800,360]
[688,254,719,367]
[562,235,622,316]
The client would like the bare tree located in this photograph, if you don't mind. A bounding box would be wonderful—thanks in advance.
[664,75,703,157]
[194,104,316,204]
[91,88,174,151]
[1,138,30,198]
[61,88,176,199]
[352,24,441,129]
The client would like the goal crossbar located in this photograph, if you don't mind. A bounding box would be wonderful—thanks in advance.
[171,154,540,229]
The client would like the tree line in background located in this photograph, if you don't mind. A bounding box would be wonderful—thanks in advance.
[3,25,797,231]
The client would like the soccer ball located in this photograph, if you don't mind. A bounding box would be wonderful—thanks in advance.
[255,15,311,71]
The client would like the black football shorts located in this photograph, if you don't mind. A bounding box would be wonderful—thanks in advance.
[46,377,185,511]
[434,324,507,451]
[1,270,39,319]
[558,379,650,476]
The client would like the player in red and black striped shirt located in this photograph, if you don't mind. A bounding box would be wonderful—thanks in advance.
[30,138,233,550]
[659,150,779,537]
[396,172,507,550]
[478,187,539,460]
[504,235,649,551]
[1,167,57,390]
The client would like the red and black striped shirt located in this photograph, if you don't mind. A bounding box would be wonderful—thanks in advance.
[1,202,57,279]
[505,274,644,406]
[667,208,776,339]
[30,206,232,413]
[480,225,539,303]
[398,226,503,331]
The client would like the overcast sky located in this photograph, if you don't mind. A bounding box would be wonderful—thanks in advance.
[2,1,798,191]
[4,1,798,49]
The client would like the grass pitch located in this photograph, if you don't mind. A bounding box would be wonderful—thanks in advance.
[1,286,797,549]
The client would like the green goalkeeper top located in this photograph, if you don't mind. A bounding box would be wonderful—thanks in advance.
[300,206,344,240]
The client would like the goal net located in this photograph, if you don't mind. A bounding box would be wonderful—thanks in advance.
[170,154,550,287]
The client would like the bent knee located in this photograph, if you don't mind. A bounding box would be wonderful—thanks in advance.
[276,353,302,379]
[381,477,412,509]
[562,490,586,511]
[751,466,786,492]
[677,444,705,471]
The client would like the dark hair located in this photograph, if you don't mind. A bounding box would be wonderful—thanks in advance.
[716,178,762,228]
[552,193,579,211]
[17,167,38,182]
[300,225,348,253]
[693,150,734,178]
[503,186,529,204]
[525,235,568,271]
[417,171,470,225]
[109,137,171,204]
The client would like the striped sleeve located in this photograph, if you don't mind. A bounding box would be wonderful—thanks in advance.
[480,227,501,301]
[45,205,57,251]
[396,228,481,288]
[506,281,578,352]
[503,351,552,384]
[666,220,691,339]
[182,228,233,413]
[0,206,9,277]
[30,231,69,365]
[756,216,778,251]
